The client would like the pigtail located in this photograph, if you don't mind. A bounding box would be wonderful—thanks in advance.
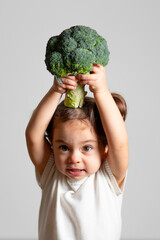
[111,92,127,121]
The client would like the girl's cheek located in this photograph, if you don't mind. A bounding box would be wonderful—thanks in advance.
[85,161,100,174]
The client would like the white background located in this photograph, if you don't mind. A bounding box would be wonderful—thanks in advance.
[0,0,160,239]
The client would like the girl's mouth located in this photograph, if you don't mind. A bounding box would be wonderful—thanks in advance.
[67,169,84,175]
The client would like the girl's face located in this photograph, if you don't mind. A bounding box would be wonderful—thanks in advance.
[52,119,106,180]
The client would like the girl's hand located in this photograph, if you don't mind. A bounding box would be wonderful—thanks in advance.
[76,64,108,93]
[52,74,78,94]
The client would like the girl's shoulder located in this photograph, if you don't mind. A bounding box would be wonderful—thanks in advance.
[35,152,56,189]
[100,160,126,196]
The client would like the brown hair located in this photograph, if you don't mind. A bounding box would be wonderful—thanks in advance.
[46,93,127,147]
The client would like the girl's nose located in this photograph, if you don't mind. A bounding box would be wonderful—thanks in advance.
[69,152,81,164]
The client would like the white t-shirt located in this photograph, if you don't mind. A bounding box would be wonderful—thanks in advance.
[36,153,126,240]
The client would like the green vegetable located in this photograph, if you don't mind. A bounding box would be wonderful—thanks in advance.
[64,83,87,108]
[45,25,110,108]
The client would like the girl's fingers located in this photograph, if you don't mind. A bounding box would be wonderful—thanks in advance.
[58,80,78,90]
[80,80,96,86]
[53,76,77,94]
[66,74,78,81]
[66,85,77,89]
[92,64,103,73]
[93,63,101,67]
[92,66,99,73]
[60,77,78,87]
[76,74,97,81]
[57,82,77,90]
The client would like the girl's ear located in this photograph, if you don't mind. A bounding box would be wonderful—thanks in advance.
[101,145,108,162]
[104,145,108,158]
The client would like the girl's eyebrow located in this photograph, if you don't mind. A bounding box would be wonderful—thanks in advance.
[55,139,97,144]
[55,140,66,143]
[80,140,97,144]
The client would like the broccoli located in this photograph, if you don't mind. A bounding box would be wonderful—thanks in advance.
[45,25,110,108]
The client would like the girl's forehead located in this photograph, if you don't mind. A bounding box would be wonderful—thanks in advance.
[56,119,91,128]
[68,119,91,128]
[54,119,97,138]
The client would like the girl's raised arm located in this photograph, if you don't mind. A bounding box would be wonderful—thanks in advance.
[25,76,78,175]
[77,65,129,187]
[26,87,62,175]
[94,89,129,187]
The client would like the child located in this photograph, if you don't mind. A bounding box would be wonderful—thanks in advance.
[26,64,129,240]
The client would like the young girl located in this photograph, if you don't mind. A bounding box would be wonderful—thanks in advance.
[26,64,129,240]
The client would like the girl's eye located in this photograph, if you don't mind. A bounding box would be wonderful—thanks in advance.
[59,145,69,151]
[82,145,92,152]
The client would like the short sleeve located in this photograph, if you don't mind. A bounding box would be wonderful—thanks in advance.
[35,152,56,189]
[103,160,127,196]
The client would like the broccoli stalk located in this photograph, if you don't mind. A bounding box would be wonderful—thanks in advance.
[64,81,87,108]
[45,25,110,108]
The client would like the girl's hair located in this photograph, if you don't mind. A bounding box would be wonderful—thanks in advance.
[46,93,127,147]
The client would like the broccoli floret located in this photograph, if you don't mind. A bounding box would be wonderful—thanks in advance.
[45,25,110,108]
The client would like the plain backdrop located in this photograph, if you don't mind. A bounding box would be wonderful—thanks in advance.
[0,0,160,239]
